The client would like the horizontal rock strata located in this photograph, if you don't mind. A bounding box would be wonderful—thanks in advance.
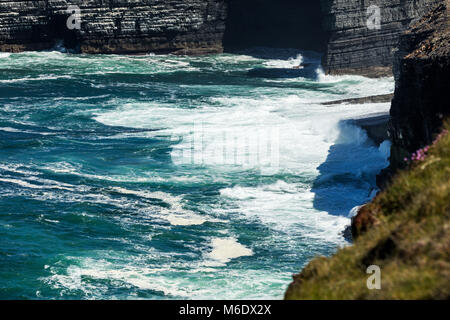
[0,0,227,54]
[321,0,443,77]
[0,1,444,73]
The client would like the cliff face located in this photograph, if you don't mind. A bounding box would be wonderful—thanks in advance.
[223,0,442,77]
[285,2,450,300]
[388,2,450,171]
[0,0,227,54]
[0,0,442,74]
[321,0,443,77]
[0,0,442,75]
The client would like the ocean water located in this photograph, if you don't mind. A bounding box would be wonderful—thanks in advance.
[0,49,393,299]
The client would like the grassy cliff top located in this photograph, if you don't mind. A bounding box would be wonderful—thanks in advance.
[285,122,450,300]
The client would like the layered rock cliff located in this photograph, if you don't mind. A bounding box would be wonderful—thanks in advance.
[388,1,450,172]
[0,0,227,54]
[224,0,443,76]
[321,0,443,76]
[0,0,443,75]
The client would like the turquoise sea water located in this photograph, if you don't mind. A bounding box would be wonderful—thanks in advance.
[0,49,393,299]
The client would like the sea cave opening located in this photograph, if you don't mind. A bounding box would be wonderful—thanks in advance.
[223,0,328,53]
[28,14,80,52]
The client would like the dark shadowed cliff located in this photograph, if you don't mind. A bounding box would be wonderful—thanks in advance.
[388,2,450,172]
[0,0,443,75]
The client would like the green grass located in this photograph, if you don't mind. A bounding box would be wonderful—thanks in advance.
[285,122,450,300]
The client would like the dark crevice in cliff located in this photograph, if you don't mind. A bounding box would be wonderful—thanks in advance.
[19,13,81,52]
[46,15,80,51]
[223,0,328,53]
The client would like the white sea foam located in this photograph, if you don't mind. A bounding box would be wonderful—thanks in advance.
[44,258,192,298]
[0,126,57,136]
[93,74,391,244]
[26,176,75,189]
[36,161,206,186]
[111,187,210,226]
[166,215,206,226]
[206,237,253,265]
[263,53,304,68]
[0,127,22,132]
[94,97,392,176]
[316,68,395,97]
[218,182,350,243]
[0,178,42,189]
[0,75,72,83]
[111,186,180,204]
[0,177,74,191]
[42,252,227,298]
[0,163,38,176]
[47,264,192,298]
[42,253,292,299]
[43,219,60,224]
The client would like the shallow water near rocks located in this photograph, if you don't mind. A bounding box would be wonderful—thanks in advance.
[0,49,392,299]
